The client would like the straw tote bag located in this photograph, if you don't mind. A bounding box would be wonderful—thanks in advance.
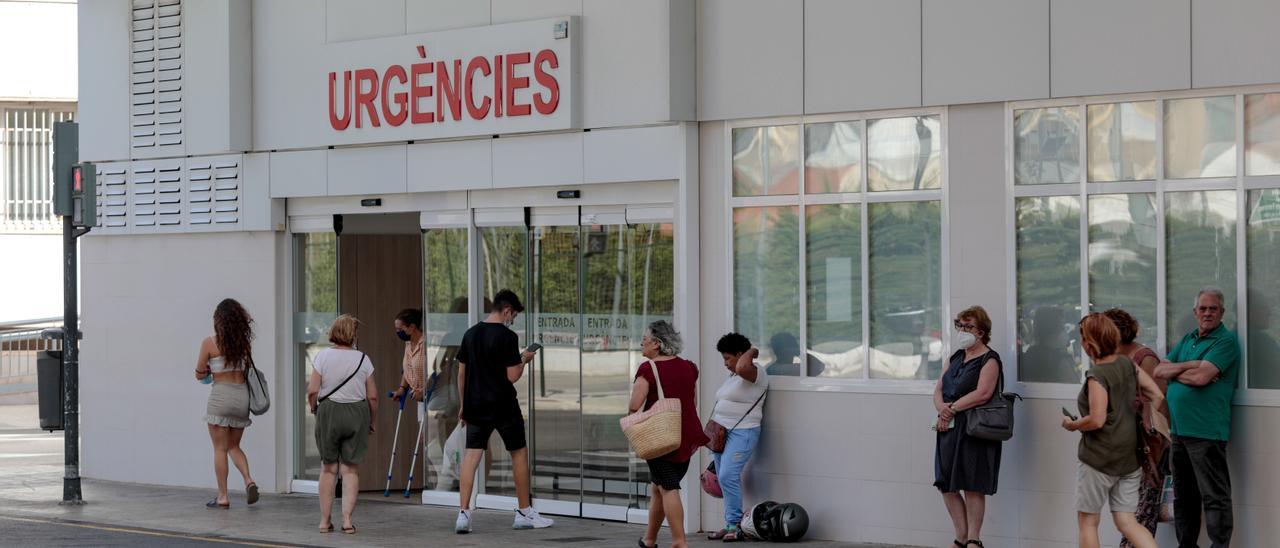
[620,360,683,459]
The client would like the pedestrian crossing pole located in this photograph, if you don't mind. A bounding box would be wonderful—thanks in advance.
[53,121,93,505]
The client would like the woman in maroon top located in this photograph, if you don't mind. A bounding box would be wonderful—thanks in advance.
[630,320,707,548]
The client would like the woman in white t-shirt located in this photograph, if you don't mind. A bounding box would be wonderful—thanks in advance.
[706,333,768,542]
[306,314,378,535]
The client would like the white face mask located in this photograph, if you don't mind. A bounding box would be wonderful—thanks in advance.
[954,331,977,350]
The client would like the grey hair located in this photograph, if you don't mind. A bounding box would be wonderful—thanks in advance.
[1195,286,1226,309]
[645,320,683,356]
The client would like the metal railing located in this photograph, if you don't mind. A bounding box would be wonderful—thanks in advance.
[0,103,76,234]
[0,320,64,393]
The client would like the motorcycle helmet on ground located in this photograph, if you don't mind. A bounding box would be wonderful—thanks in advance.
[762,502,809,542]
[740,500,779,540]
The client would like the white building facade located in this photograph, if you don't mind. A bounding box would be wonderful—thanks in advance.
[77,1,1280,546]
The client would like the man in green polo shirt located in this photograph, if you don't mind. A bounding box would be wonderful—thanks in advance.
[1155,287,1239,548]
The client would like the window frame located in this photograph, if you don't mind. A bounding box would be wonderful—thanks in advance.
[1006,84,1280,405]
[724,107,950,395]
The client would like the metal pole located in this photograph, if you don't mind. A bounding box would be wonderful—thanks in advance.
[61,214,83,504]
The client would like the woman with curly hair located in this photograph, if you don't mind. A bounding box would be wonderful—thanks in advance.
[194,298,259,508]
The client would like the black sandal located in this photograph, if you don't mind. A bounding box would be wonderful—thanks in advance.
[953,541,966,548]
[246,482,259,505]
[205,499,229,509]
[638,538,657,548]
[966,541,985,547]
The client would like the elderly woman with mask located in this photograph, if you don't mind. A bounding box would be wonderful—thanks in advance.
[933,306,1003,548]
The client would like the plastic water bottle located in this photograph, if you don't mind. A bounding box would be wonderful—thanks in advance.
[199,372,214,385]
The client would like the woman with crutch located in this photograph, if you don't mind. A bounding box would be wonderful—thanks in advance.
[388,309,426,495]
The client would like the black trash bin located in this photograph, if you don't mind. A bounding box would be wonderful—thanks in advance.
[37,350,63,431]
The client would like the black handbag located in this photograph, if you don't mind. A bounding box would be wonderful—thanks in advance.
[963,352,1022,442]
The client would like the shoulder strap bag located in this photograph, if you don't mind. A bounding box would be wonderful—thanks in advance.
[319,353,367,404]
[619,360,684,460]
[963,351,1022,442]
[245,357,270,416]
[703,378,766,453]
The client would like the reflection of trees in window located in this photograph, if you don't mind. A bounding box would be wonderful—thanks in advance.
[868,201,942,379]
[1166,191,1237,341]
[805,204,861,358]
[1016,197,1081,383]
[302,233,337,314]
[733,207,800,364]
[1088,194,1157,349]
[1248,189,1280,388]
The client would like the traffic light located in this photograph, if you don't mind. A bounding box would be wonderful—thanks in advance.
[53,121,95,228]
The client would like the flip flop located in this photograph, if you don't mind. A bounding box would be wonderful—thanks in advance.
[205,499,229,509]
[319,524,334,533]
[342,525,356,535]
[246,482,259,505]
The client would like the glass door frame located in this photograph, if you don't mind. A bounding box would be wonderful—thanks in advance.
[420,190,676,524]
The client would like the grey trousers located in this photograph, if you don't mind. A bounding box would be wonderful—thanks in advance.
[1171,435,1233,548]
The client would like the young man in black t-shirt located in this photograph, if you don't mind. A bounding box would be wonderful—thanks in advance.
[454,289,552,533]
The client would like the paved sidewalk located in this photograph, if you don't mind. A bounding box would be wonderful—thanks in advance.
[0,405,910,547]
[0,478,907,547]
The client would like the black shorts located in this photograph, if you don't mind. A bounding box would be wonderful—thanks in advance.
[646,458,690,491]
[465,417,527,451]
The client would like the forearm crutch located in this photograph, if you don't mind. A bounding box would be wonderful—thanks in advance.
[383,389,408,496]
[404,372,438,497]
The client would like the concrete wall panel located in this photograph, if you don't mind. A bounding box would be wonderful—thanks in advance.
[406,0,491,33]
[583,125,681,183]
[1192,0,1280,88]
[1051,0,1190,97]
[492,132,583,188]
[698,0,803,120]
[326,145,408,196]
[582,0,669,128]
[268,150,326,198]
[490,0,581,24]
[922,0,1048,106]
[407,138,494,192]
[805,0,921,114]
[325,0,405,43]
[77,0,129,162]
[81,233,283,491]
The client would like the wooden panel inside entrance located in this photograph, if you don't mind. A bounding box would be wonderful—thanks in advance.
[339,233,424,491]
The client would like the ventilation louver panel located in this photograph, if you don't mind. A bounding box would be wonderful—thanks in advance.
[131,0,182,153]
[129,159,183,230]
[187,155,240,227]
[95,163,130,231]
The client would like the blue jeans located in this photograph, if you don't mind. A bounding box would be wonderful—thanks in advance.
[712,426,761,528]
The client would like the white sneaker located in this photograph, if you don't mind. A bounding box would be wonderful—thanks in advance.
[512,507,554,529]
[455,509,472,534]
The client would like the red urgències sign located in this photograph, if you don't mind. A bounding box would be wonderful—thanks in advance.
[328,45,561,131]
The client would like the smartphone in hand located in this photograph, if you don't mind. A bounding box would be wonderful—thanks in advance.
[525,342,543,353]
[1061,406,1078,421]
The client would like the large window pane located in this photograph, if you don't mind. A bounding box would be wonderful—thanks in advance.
[1016,196,1083,383]
[805,204,862,378]
[1165,96,1236,179]
[732,125,800,196]
[733,206,801,375]
[293,232,337,481]
[1247,189,1280,389]
[867,116,941,191]
[1246,93,1280,176]
[1166,191,1237,343]
[422,228,468,492]
[1088,194,1157,349]
[1088,102,1157,182]
[1015,107,1081,185]
[868,201,942,380]
[804,121,862,194]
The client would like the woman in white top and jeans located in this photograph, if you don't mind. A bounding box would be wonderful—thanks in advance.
[307,314,378,535]
[707,333,768,542]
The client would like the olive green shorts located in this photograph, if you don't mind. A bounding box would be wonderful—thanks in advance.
[315,400,371,465]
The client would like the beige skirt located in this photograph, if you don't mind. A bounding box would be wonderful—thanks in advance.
[205,381,251,428]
